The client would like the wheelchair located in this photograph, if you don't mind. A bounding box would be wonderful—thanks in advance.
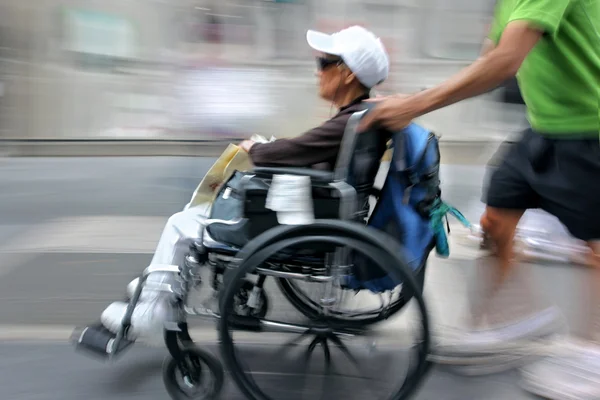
[73,110,434,400]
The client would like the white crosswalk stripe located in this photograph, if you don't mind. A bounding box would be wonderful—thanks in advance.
[0,216,167,254]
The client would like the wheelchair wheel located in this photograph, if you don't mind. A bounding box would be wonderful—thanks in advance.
[163,345,224,400]
[219,220,432,400]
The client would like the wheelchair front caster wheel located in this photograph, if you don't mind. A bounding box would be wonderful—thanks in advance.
[163,346,224,400]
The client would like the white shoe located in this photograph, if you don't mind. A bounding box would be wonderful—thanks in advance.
[432,307,567,376]
[520,343,600,400]
[434,307,566,355]
[126,278,143,300]
[100,297,179,346]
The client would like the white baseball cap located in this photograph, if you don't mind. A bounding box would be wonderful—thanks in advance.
[307,25,390,89]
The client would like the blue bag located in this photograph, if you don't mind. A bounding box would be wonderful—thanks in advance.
[345,123,470,293]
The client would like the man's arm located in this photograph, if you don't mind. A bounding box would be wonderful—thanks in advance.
[358,21,542,131]
[359,0,574,131]
[408,21,542,116]
[480,38,496,58]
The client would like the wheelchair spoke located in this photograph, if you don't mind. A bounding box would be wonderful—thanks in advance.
[272,330,313,359]
[305,336,321,361]
[322,340,332,370]
[318,343,337,400]
[329,334,361,370]
[284,330,312,347]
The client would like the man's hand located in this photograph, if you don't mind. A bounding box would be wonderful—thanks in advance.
[358,95,417,132]
[239,139,255,153]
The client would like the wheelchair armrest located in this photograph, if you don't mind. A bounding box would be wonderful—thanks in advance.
[252,167,334,183]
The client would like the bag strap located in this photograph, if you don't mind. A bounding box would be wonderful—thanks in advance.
[396,131,441,203]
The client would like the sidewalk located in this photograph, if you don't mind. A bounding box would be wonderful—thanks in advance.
[1,51,526,149]
[0,139,503,162]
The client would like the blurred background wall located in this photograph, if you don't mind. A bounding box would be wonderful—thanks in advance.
[0,0,527,144]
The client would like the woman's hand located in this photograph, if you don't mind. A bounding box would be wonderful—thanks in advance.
[239,140,256,153]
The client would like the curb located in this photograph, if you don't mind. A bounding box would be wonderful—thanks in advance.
[0,139,244,158]
[0,139,502,161]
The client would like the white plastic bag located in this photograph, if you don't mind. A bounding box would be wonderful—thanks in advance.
[101,296,176,346]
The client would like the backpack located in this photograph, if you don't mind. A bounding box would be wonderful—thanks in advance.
[345,122,471,293]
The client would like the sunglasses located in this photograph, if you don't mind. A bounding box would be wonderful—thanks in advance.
[316,56,343,71]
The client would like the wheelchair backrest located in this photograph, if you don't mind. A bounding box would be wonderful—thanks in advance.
[333,107,390,220]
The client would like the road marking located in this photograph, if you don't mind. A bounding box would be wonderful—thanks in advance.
[0,252,38,278]
[0,324,415,346]
[0,325,440,353]
[0,215,480,261]
[0,323,582,362]
[0,216,167,254]
[0,324,218,343]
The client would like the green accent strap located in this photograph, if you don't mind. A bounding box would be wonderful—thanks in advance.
[430,198,471,232]
[429,198,472,258]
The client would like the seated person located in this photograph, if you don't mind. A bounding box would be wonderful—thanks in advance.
[101,25,390,341]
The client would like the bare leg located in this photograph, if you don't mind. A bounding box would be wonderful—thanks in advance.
[470,206,525,328]
[586,241,600,343]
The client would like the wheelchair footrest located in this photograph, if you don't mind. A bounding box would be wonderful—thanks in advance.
[72,323,134,361]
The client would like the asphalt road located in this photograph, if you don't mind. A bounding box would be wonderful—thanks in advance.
[0,341,536,400]
[0,155,590,400]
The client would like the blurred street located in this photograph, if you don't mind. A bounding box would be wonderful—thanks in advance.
[1,0,526,150]
[0,0,591,398]
[0,152,594,399]
[0,59,526,150]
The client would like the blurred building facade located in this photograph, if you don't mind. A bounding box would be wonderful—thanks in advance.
[0,0,526,143]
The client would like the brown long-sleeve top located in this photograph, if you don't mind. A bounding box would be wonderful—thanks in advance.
[248,95,370,171]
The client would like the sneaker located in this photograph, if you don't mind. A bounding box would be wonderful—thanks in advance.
[100,296,180,346]
[431,307,567,376]
[434,306,567,355]
[520,342,600,399]
[126,277,144,300]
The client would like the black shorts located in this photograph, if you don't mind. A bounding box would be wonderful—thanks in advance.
[483,128,600,241]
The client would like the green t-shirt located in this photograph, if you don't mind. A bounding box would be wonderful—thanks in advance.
[489,0,600,136]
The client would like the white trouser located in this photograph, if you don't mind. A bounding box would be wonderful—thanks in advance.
[101,202,212,343]
[150,202,212,266]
